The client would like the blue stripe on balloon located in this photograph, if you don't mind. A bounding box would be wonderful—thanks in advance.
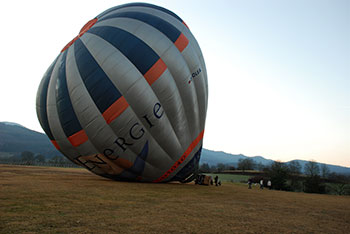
[171,147,202,182]
[127,141,149,175]
[120,141,149,180]
[99,11,181,42]
[56,51,83,137]
[96,3,184,24]
[38,59,57,140]
[88,26,159,75]
[74,38,123,114]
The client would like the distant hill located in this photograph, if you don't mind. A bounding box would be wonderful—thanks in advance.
[1,121,349,174]
[200,149,350,174]
[200,149,274,166]
[1,122,24,127]
[0,122,60,158]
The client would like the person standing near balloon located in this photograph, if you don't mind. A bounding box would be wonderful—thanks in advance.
[267,180,272,190]
[214,175,219,186]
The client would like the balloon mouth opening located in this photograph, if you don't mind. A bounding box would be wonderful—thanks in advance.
[61,18,98,53]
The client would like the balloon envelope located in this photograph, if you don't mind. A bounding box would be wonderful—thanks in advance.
[36,3,208,182]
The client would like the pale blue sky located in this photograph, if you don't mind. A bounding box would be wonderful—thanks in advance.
[0,0,349,166]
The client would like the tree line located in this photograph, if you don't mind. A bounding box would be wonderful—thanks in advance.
[0,151,79,167]
[1,151,349,195]
[200,158,350,195]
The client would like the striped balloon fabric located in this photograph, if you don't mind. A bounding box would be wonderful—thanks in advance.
[36,3,208,182]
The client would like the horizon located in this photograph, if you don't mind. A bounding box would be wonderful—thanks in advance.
[1,120,349,169]
[1,0,349,167]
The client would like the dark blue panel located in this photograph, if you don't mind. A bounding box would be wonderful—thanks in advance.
[74,39,122,113]
[171,147,202,182]
[56,51,83,137]
[97,3,184,24]
[120,141,149,180]
[99,11,181,42]
[38,59,57,140]
[127,141,148,175]
[88,26,159,75]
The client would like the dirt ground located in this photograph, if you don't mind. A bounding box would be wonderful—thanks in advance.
[1,164,349,233]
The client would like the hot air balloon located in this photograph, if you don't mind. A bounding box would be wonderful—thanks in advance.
[36,3,208,182]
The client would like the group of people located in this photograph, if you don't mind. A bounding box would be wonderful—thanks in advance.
[195,174,221,186]
[248,178,272,190]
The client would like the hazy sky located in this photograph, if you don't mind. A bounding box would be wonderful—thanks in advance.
[1,0,349,167]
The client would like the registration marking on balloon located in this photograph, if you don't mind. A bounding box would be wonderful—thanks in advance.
[153,130,204,182]
[188,67,202,84]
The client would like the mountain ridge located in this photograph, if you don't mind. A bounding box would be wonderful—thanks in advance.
[0,122,59,157]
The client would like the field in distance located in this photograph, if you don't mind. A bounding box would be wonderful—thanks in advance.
[1,164,349,233]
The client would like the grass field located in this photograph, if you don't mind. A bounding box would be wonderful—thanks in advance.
[1,165,350,233]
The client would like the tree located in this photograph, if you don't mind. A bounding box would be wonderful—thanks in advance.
[49,155,65,165]
[304,160,320,177]
[329,183,349,195]
[34,154,46,164]
[199,163,210,173]
[237,158,255,172]
[20,151,34,164]
[327,173,350,195]
[303,160,325,193]
[304,175,325,194]
[288,161,302,191]
[256,162,265,171]
[267,161,289,190]
[321,164,330,178]
[216,163,226,173]
[210,165,217,173]
[228,165,236,170]
[288,161,301,175]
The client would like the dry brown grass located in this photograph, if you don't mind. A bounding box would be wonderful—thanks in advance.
[1,164,349,233]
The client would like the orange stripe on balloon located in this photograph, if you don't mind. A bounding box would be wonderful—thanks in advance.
[182,21,189,29]
[61,36,79,53]
[79,18,98,35]
[115,157,133,169]
[68,129,88,147]
[102,96,129,124]
[61,18,98,53]
[51,140,60,150]
[174,33,189,52]
[144,58,167,85]
[153,130,204,183]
